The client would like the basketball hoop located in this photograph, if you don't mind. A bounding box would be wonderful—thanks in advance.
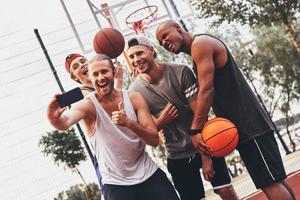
[125,5,158,34]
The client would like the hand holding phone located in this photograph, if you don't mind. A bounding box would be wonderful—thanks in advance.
[57,87,84,108]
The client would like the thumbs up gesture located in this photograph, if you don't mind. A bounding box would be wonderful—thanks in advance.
[111,101,129,126]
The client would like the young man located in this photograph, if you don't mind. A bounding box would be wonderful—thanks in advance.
[65,53,123,95]
[48,54,180,200]
[127,36,238,200]
[64,53,124,191]
[156,20,295,200]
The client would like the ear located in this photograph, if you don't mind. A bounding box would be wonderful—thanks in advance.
[175,23,181,33]
[150,47,157,58]
[70,72,78,81]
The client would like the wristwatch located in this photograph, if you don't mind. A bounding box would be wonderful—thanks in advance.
[189,128,202,136]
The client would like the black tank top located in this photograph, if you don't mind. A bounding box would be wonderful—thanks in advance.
[193,34,273,144]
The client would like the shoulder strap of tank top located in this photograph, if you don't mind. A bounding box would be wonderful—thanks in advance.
[121,90,133,111]
[192,34,232,75]
[88,92,102,111]
[121,90,137,121]
[193,34,229,50]
[81,86,95,92]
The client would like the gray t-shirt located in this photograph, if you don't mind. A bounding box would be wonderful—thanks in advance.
[129,63,198,159]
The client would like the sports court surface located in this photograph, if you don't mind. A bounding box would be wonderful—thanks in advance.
[242,170,300,200]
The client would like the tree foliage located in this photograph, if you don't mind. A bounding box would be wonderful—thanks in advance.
[39,128,87,170]
[39,128,92,190]
[54,183,101,200]
[190,0,300,56]
[249,25,300,151]
[190,0,298,26]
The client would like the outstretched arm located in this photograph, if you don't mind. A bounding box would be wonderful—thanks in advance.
[112,91,159,146]
[47,94,89,131]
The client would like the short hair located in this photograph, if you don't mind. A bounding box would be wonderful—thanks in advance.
[156,20,180,32]
[127,36,157,58]
[89,54,114,70]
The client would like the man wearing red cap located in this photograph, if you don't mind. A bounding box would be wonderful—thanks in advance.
[65,53,123,95]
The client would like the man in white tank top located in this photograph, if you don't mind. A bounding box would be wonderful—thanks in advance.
[47,54,180,200]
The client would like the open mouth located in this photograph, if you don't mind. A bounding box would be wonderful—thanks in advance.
[167,42,173,51]
[82,67,88,75]
[164,41,173,52]
[135,62,145,69]
[98,82,109,89]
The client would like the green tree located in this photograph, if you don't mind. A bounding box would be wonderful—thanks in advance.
[190,0,300,57]
[54,183,101,200]
[39,128,92,194]
[249,25,300,151]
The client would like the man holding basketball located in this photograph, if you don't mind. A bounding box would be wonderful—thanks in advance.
[127,36,239,200]
[156,20,295,200]
[48,54,180,200]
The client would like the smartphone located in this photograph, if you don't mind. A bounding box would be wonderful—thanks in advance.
[57,87,84,108]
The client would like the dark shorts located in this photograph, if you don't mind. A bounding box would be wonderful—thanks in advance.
[103,168,180,200]
[167,153,231,200]
[238,132,287,189]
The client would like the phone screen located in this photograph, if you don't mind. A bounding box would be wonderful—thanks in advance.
[57,87,84,108]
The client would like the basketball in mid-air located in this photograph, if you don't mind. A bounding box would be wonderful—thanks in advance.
[201,117,239,157]
[93,28,125,58]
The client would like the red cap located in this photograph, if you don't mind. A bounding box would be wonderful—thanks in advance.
[65,53,84,73]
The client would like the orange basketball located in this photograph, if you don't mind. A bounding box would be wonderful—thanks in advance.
[201,117,239,157]
[93,28,125,58]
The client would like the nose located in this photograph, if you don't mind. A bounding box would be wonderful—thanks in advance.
[162,40,168,49]
[131,55,141,66]
[97,73,105,81]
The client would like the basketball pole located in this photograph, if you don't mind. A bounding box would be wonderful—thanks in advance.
[242,61,291,154]
[168,0,188,32]
[101,3,134,73]
[34,29,96,161]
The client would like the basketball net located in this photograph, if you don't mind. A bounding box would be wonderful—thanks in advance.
[132,21,144,34]
[125,5,158,35]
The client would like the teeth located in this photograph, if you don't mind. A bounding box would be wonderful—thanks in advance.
[168,43,172,50]
[136,63,143,68]
[82,68,88,75]
[97,82,108,89]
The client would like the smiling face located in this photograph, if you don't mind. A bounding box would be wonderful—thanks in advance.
[156,23,184,54]
[127,45,156,74]
[88,59,115,97]
[70,56,91,85]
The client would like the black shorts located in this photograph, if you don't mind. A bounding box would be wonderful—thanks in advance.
[103,168,180,200]
[238,132,287,189]
[167,153,231,200]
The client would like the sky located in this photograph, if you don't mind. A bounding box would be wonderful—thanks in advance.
[0,0,197,199]
[0,0,299,200]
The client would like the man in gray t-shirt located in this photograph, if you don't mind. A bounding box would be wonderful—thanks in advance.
[127,36,239,200]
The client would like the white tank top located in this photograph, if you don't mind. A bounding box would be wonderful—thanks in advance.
[88,90,158,185]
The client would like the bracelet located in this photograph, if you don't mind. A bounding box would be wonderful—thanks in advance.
[189,128,202,136]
